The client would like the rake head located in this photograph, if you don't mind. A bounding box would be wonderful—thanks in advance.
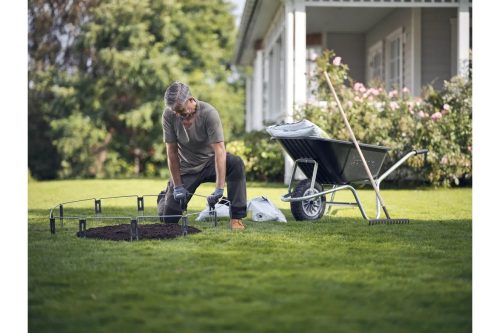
[368,218,410,225]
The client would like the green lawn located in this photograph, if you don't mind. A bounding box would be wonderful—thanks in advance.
[28,179,472,333]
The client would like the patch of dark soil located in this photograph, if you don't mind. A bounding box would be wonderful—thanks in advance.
[76,223,201,241]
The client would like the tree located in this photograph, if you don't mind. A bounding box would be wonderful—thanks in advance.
[28,0,243,179]
[28,0,99,179]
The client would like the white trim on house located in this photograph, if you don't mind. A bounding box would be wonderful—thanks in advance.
[367,41,384,83]
[457,0,470,76]
[263,6,284,54]
[385,27,404,90]
[304,0,462,8]
[251,50,264,130]
[284,1,295,184]
[245,76,252,132]
[294,1,307,108]
[410,8,422,95]
[262,6,284,123]
[265,39,285,122]
[285,1,294,123]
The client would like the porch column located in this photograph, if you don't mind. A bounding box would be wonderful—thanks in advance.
[252,49,264,130]
[284,0,294,123]
[457,0,470,77]
[284,0,307,184]
[284,0,295,184]
[294,0,307,107]
[410,8,421,96]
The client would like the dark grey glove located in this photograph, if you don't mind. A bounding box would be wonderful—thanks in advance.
[207,188,224,207]
[173,185,187,203]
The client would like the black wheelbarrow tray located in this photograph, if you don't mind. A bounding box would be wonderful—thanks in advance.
[275,136,427,221]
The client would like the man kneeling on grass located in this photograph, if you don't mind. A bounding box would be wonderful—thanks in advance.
[157,81,247,230]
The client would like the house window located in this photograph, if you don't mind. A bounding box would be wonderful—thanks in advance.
[367,41,383,84]
[385,28,403,90]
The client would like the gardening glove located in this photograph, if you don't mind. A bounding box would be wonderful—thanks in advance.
[207,188,224,207]
[173,185,188,203]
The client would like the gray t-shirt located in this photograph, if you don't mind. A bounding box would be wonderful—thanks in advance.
[162,100,224,175]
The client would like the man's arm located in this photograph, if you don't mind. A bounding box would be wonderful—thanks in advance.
[166,143,182,186]
[212,142,226,189]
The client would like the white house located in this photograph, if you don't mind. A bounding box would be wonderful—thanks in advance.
[233,0,472,182]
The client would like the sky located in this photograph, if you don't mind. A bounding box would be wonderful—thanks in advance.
[229,0,246,27]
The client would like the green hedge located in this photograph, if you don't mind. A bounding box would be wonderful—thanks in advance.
[226,131,284,182]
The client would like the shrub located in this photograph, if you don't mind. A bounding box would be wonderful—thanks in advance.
[226,131,284,182]
[296,50,472,186]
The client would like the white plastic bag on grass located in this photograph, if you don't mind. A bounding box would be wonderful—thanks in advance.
[247,197,287,223]
[195,202,230,221]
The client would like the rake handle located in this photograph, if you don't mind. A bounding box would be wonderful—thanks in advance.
[323,71,390,219]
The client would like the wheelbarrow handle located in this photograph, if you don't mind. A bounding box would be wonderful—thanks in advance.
[414,149,428,155]
[377,149,427,184]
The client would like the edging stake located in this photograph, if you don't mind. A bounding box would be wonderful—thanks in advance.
[50,217,56,235]
[130,219,139,241]
[137,197,144,215]
[79,219,87,238]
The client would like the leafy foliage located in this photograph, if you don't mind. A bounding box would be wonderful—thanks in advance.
[295,50,472,186]
[226,131,285,182]
[28,0,243,179]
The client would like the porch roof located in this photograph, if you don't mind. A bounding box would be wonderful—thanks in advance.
[232,0,470,66]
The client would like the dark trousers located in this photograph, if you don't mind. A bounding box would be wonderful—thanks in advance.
[157,152,247,223]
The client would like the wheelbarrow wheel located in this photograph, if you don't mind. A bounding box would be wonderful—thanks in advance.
[290,179,326,221]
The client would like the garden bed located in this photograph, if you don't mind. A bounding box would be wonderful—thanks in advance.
[76,223,201,241]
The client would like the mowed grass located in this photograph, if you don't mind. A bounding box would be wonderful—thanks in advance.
[28,179,471,333]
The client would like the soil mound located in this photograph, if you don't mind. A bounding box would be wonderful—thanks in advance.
[76,223,201,241]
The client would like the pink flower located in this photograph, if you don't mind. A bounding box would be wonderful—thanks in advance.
[389,101,399,111]
[332,56,342,66]
[353,82,367,93]
[388,90,398,99]
[402,87,410,94]
[431,111,443,121]
[369,88,380,96]
[442,103,451,114]
[354,96,361,102]
[417,111,428,119]
[347,101,353,108]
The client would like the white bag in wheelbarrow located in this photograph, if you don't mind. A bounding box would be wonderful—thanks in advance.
[195,202,230,221]
[247,197,287,223]
[266,119,330,139]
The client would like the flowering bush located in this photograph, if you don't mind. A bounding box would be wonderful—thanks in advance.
[296,50,472,186]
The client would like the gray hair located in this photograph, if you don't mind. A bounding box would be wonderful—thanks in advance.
[164,81,192,111]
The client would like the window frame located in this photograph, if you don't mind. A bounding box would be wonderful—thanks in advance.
[367,41,383,84]
[385,27,404,91]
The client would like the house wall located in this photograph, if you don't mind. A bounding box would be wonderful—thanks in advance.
[421,8,456,90]
[365,9,413,89]
[325,33,366,83]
